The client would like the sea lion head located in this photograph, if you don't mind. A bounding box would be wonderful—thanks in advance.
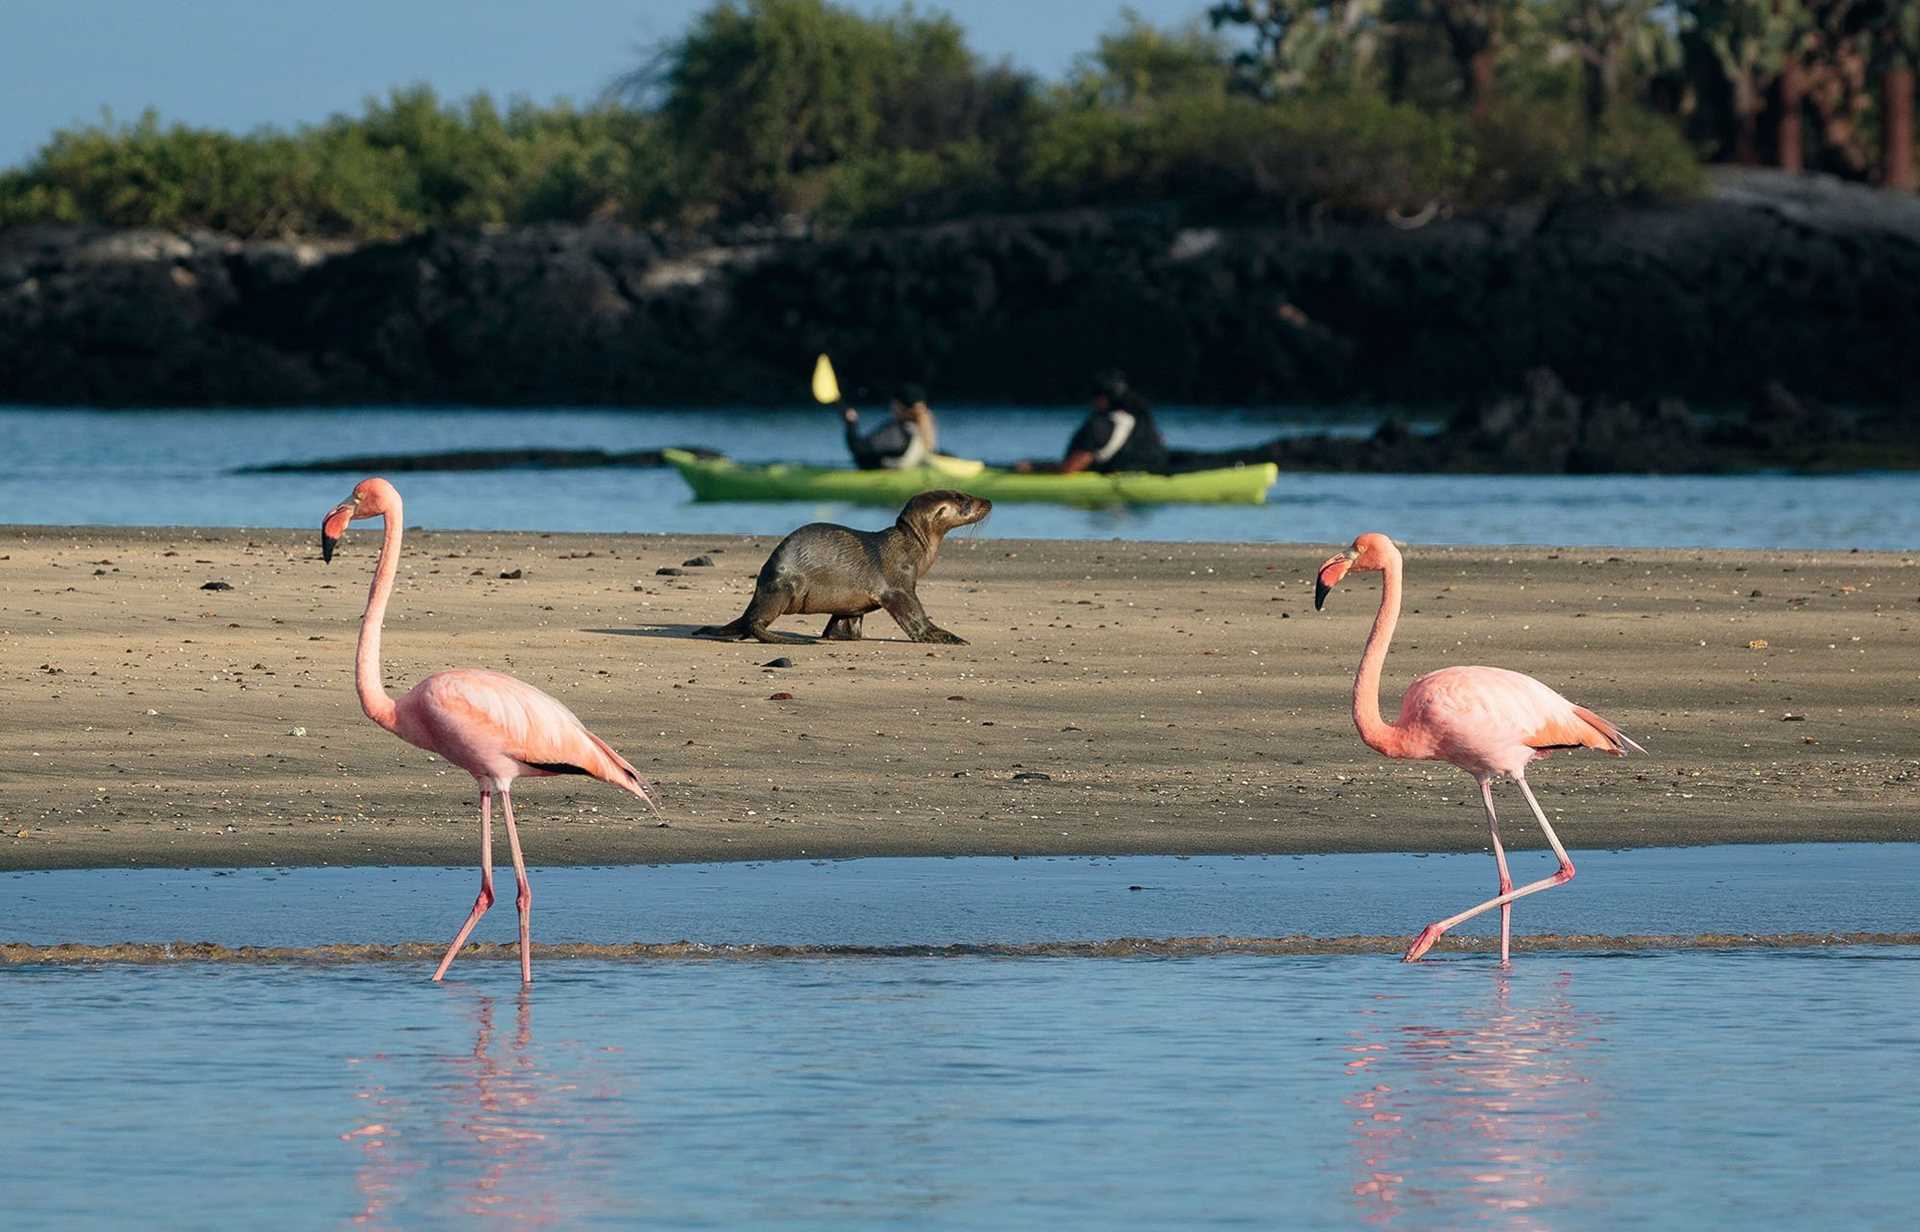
[900,490,991,538]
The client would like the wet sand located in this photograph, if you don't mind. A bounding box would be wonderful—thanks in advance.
[3,526,1915,870]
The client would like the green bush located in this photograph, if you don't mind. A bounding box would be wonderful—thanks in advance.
[1463,100,1705,206]
[651,0,1000,217]
[0,2,1711,238]
[1022,92,1464,218]
[0,90,679,238]
[812,140,1004,224]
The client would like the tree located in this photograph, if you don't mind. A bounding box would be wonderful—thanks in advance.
[1681,1,1802,164]
[1553,1,1673,132]
[1205,1,1389,97]
[1425,1,1522,116]
[635,0,1000,217]
[1073,10,1234,108]
[1861,0,1918,187]
[1790,1,1876,178]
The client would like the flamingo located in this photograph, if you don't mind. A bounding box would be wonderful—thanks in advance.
[1313,533,1644,965]
[321,477,657,984]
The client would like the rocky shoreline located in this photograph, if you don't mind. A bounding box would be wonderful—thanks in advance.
[3,168,1918,425]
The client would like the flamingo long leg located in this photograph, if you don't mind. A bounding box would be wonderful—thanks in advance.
[500,789,534,985]
[1481,777,1514,967]
[1404,776,1577,963]
[433,785,496,982]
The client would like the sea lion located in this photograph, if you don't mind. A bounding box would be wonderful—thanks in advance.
[694,490,990,644]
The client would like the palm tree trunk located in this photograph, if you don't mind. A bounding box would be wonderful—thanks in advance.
[1886,63,1916,191]
[1732,73,1762,165]
[1776,58,1805,172]
[1469,47,1497,118]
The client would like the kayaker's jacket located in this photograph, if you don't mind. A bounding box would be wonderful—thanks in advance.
[1069,405,1170,473]
[846,415,932,470]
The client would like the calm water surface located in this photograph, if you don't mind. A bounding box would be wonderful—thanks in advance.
[7,846,1918,947]
[4,954,1915,1229]
[5,405,1916,548]
[4,849,1917,1229]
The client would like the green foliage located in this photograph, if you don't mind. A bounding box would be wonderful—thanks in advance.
[0,88,677,237]
[1024,91,1464,215]
[647,0,1013,216]
[1209,2,1395,97]
[1066,10,1236,107]
[1463,97,1706,203]
[0,0,1731,240]
[812,140,1004,224]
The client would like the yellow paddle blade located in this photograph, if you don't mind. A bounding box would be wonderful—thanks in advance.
[811,354,841,404]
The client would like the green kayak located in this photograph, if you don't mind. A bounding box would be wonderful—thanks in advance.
[662,450,1278,507]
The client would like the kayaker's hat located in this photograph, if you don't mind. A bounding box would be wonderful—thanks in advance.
[893,383,928,407]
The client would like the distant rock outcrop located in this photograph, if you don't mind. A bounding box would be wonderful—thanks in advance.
[1174,369,1916,473]
[2,168,1918,412]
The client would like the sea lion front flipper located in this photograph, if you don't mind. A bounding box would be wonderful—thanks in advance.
[882,592,964,644]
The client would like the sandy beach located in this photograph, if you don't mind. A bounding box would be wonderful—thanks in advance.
[3,525,1915,870]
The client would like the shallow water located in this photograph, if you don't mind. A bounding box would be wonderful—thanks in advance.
[5,952,1916,1228]
[7,846,1917,948]
[5,404,1916,548]
[6,850,1919,1227]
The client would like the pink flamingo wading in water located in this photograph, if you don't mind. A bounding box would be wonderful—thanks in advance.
[1314,533,1644,964]
[321,478,657,984]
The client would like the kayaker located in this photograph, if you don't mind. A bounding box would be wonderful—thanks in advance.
[1015,370,1170,474]
[844,384,937,470]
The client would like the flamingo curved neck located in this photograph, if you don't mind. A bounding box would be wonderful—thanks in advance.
[1352,553,1407,758]
[356,503,403,732]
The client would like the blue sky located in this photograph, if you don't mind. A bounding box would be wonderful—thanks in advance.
[0,0,1217,168]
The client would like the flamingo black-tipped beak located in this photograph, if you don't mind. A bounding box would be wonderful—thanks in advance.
[320,500,356,562]
[1314,551,1356,611]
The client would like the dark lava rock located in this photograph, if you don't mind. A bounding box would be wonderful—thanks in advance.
[200,581,233,590]
[1011,771,1053,782]
[655,567,683,576]
[498,568,523,579]
[7,170,1919,416]
[768,691,794,701]
[762,657,795,668]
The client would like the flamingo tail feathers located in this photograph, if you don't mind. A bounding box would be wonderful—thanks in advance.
[1571,705,1647,756]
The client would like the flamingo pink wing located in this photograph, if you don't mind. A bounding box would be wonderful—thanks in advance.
[1401,666,1633,765]
[406,669,656,803]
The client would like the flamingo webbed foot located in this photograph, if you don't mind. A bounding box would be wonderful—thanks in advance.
[1402,924,1444,963]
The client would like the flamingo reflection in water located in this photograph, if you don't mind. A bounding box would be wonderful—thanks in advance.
[1344,974,1599,1228]
[343,991,628,1227]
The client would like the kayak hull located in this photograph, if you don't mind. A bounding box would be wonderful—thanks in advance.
[663,451,1278,507]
